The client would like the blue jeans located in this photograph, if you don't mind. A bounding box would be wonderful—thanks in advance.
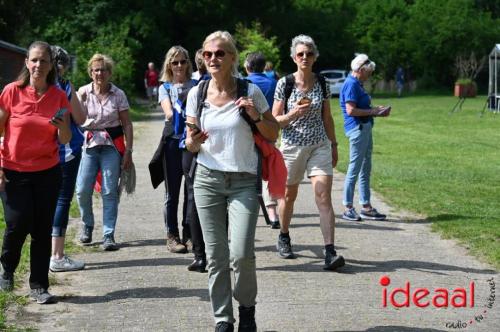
[52,154,81,237]
[76,146,121,237]
[343,122,373,206]
[163,137,188,238]
[194,164,259,324]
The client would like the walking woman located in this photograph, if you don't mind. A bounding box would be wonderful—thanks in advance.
[185,31,279,331]
[271,35,345,270]
[49,45,87,272]
[76,53,134,250]
[0,41,71,304]
[340,54,390,221]
[158,46,196,254]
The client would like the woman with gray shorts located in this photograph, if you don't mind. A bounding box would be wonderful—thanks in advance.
[271,34,345,271]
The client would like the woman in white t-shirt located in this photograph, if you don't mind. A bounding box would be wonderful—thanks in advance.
[185,31,278,332]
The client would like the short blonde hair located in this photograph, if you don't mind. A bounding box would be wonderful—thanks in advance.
[202,31,239,76]
[159,46,193,83]
[87,53,114,77]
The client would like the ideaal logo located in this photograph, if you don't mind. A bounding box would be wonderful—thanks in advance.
[379,275,496,329]
[379,275,474,308]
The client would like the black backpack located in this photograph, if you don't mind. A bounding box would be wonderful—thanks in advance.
[191,78,271,223]
[283,73,329,114]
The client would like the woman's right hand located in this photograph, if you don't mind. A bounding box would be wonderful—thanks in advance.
[186,129,209,153]
[289,101,311,120]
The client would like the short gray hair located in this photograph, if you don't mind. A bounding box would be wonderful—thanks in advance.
[351,53,376,72]
[290,35,319,58]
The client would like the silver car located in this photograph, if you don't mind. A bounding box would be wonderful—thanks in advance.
[320,69,349,97]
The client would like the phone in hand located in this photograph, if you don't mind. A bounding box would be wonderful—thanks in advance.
[378,106,391,115]
[54,108,68,119]
[185,121,201,133]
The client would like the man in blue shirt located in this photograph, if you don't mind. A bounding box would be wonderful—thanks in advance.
[244,52,280,229]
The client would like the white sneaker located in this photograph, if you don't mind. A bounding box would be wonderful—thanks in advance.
[49,255,85,272]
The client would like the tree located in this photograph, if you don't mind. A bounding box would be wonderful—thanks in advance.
[234,22,281,73]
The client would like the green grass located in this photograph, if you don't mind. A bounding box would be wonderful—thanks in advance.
[331,94,500,268]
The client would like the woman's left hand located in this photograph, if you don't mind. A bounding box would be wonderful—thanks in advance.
[332,144,338,168]
[235,97,260,122]
[122,151,133,170]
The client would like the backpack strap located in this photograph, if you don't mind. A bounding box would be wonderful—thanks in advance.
[316,73,329,99]
[283,74,295,114]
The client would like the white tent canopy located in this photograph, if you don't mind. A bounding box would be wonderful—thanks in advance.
[488,44,500,111]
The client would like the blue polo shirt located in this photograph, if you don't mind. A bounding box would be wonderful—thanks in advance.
[246,73,276,109]
[339,74,374,134]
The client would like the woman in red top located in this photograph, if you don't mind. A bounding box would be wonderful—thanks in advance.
[0,41,71,304]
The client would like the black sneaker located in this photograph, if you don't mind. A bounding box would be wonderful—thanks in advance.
[323,249,345,271]
[0,265,14,292]
[79,225,93,244]
[215,321,234,332]
[360,208,386,221]
[270,219,280,229]
[30,288,56,304]
[238,305,257,332]
[102,235,119,251]
[277,235,296,259]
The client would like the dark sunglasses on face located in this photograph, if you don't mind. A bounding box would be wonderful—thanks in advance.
[171,60,187,66]
[202,50,226,60]
[296,51,315,58]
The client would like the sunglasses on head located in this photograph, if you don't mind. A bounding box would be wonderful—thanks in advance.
[171,60,187,66]
[202,50,226,60]
[361,59,371,68]
[296,51,315,58]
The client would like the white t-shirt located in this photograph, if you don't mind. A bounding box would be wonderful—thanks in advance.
[186,82,269,174]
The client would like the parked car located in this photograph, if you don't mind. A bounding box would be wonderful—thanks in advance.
[320,69,349,97]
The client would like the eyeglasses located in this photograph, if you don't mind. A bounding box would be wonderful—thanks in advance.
[171,60,187,66]
[296,51,315,58]
[202,50,226,60]
[92,68,108,73]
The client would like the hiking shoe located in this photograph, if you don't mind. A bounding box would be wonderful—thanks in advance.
[102,235,119,251]
[79,225,93,244]
[277,235,296,259]
[50,256,85,272]
[0,265,14,292]
[30,288,56,304]
[238,305,257,332]
[215,321,234,332]
[360,208,386,221]
[323,249,345,271]
[166,233,187,254]
[270,219,280,230]
[342,207,362,221]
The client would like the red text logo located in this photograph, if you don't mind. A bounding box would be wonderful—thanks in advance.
[380,275,475,308]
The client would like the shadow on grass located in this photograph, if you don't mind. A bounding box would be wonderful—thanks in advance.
[61,286,209,304]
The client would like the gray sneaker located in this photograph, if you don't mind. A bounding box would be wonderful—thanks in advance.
[30,288,56,304]
[360,208,386,221]
[50,256,85,272]
[0,264,14,292]
[342,207,362,221]
[102,235,119,251]
[277,235,296,259]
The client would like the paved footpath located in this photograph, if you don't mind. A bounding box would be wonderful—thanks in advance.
[10,106,499,331]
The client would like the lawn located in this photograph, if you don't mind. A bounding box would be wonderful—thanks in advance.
[331,94,500,268]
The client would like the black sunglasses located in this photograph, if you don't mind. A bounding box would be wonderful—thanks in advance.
[171,60,187,66]
[296,51,315,58]
[202,50,226,60]
[361,59,371,67]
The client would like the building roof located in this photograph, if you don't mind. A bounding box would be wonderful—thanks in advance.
[0,40,27,54]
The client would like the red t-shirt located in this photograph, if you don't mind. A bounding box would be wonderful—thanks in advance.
[144,69,159,87]
[0,82,72,172]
